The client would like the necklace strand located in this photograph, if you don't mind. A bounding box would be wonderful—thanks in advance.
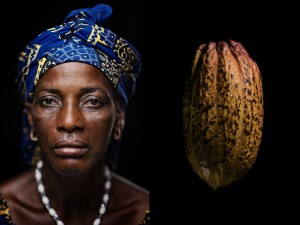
[35,160,111,225]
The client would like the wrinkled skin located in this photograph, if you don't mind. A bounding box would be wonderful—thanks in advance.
[27,62,123,176]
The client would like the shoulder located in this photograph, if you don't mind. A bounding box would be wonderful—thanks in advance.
[111,172,149,208]
[0,168,41,223]
[0,168,35,200]
[111,172,149,198]
[109,172,149,225]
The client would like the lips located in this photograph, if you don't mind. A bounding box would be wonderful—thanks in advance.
[52,140,89,158]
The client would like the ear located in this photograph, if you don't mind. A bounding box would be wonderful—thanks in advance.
[24,102,35,130]
[113,110,125,140]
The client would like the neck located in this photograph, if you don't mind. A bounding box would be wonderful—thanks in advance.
[41,160,106,210]
[35,160,111,225]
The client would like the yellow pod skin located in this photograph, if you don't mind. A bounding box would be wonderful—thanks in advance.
[183,40,264,190]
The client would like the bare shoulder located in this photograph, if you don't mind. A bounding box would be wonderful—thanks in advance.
[0,169,35,195]
[0,169,47,225]
[111,172,149,206]
[111,172,149,196]
[0,168,40,209]
[108,172,149,225]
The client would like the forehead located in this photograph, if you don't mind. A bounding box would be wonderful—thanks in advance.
[36,62,113,91]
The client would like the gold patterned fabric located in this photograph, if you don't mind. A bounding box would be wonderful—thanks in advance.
[139,210,150,225]
[0,194,14,225]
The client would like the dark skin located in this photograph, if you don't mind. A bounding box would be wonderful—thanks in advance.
[0,62,149,225]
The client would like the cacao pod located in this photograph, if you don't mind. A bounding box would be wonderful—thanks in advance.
[183,40,264,190]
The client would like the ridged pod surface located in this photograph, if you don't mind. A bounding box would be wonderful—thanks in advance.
[183,40,264,190]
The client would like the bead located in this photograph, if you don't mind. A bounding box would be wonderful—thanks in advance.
[93,218,101,225]
[35,169,42,180]
[37,160,43,169]
[42,196,49,205]
[103,193,109,203]
[105,180,111,190]
[99,205,106,215]
[38,183,45,193]
[49,208,57,216]
[57,220,64,225]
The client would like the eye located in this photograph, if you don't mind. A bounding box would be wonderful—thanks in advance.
[40,98,59,107]
[88,99,101,106]
[83,97,106,108]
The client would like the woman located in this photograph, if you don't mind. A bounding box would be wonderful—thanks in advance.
[0,3,149,225]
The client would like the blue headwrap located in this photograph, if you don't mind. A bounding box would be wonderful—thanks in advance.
[16,4,142,163]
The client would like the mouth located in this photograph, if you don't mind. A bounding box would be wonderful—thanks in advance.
[52,140,89,158]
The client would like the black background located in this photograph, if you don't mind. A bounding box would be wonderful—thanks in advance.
[150,2,299,224]
[1,0,299,224]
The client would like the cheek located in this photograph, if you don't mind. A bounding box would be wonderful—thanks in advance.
[32,110,56,131]
[86,111,116,141]
[32,111,57,145]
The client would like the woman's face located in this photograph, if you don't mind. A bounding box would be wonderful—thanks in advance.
[28,62,123,175]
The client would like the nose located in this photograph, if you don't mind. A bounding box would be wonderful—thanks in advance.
[57,100,84,133]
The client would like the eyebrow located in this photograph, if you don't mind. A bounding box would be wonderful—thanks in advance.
[80,87,108,95]
[35,89,60,95]
[35,87,108,95]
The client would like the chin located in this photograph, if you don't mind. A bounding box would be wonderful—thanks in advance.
[52,158,93,176]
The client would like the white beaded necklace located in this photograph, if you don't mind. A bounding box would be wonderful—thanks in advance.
[35,160,111,225]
